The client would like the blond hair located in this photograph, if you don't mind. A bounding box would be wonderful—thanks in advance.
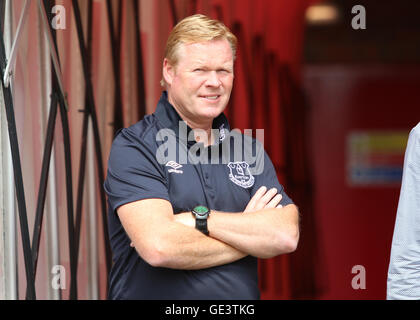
[161,14,237,87]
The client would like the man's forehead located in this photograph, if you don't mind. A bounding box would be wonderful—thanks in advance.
[176,40,234,64]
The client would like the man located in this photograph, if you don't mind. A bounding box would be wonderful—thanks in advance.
[104,14,299,300]
[387,122,420,299]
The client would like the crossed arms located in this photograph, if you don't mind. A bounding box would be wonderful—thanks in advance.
[117,186,300,270]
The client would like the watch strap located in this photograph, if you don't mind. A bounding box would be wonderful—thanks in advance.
[195,217,209,236]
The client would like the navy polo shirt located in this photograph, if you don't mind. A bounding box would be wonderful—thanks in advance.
[104,91,294,300]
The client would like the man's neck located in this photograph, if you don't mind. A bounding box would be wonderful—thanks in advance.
[182,118,214,147]
[168,96,215,147]
[193,127,214,147]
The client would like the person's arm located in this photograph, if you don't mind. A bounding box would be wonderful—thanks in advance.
[118,198,247,270]
[387,123,420,299]
[176,186,300,259]
[210,186,299,258]
[119,186,286,270]
[208,204,299,259]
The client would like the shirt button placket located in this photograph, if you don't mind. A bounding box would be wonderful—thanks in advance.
[201,164,214,200]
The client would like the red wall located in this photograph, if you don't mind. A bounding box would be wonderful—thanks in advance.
[304,65,420,299]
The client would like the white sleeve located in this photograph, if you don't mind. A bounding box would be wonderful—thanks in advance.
[387,122,420,300]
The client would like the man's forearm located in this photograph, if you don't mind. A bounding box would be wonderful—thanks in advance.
[207,204,300,258]
[146,217,247,270]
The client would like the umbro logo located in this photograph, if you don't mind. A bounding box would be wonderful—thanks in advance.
[166,161,183,174]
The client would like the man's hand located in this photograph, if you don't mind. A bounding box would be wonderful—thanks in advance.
[158,186,283,231]
[208,191,299,258]
[244,186,283,213]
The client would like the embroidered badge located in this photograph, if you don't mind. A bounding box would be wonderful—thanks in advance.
[227,161,255,188]
[166,161,183,174]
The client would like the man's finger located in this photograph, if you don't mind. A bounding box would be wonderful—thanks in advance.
[245,186,267,212]
[265,193,283,209]
[255,187,277,211]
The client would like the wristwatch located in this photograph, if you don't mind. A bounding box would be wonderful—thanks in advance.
[192,205,210,236]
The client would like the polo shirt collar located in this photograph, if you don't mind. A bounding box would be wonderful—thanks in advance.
[154,91,230,147]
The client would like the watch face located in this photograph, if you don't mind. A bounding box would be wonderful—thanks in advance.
[193,206,209,218]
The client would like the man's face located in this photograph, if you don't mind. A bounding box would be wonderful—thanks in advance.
[164,39,234,125]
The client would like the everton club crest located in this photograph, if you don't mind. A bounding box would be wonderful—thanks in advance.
[227,161,255,188]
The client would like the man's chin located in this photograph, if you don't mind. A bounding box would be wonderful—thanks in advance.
[199,108,225,120]
[199,103,227,116]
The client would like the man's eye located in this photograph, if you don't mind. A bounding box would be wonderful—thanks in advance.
[194,69,204,72]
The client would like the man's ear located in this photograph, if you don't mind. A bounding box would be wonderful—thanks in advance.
[162,58,175,86]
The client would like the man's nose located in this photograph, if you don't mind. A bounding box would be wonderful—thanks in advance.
[205,71,221,87]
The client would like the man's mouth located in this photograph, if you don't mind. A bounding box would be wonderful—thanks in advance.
[199,95,221,101]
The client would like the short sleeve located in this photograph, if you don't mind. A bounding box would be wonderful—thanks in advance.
[250,148,294,207]
[104,128,170,214]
